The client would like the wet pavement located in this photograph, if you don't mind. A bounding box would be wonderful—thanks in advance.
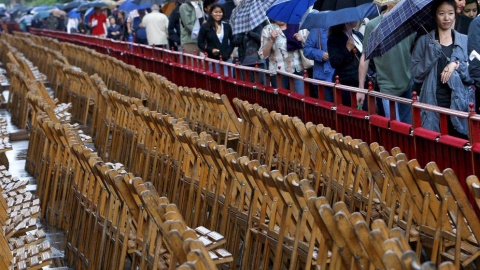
[1,90,69,269]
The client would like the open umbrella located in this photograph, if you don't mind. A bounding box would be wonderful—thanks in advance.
[51,9,67,17]
[84,7,95,22]
[67,8,82,18]
[314,0,372,11]
[33,11,51,20]
[300,3,377,29]
[118,0,151,13]
[230,0,276,35]
[365,0,432,59]
[266,0,315,24]
[132,0,165,5]
[77,1,108,12]
[161,2,176,16]
[373,0,400,6]
[64,0,86,11]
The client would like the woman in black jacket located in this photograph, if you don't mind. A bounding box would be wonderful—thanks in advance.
[197,3,234,75]
[327,22,365,108]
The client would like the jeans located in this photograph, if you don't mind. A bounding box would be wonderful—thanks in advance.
[209,59,233,77]
[271,70,305,95]
[381,85,413,124]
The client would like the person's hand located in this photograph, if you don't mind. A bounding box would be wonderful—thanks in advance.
[212,48,220,55]
[322,51,329,61]
[346,37,355,51]
[293,33,305,43]
[441,62,458,84]
[230,54,234,60]
[270,30,279,40]
[356,93,366,107]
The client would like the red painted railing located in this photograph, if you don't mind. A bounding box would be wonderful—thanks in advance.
[29,28,480,186]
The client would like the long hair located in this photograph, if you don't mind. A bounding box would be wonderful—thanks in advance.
[205,3,225,30]
[465,0,479,16]
[328,23,346,37]
[432,0,457,17]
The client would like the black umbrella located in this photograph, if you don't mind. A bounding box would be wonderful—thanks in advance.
[132,0,165,5]
[64,0,86,11]
[10,4,30,15]
[77,1,108,12]
[314,0,372,11]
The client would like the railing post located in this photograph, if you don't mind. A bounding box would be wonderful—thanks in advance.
[276,67,282,90]
[367,81,376,115]
[334,75,341,106]
[468,103,478,144]
[219,55,224,75]
[412,91,421,129]
[235,60,241,81]
[303,70,309,98]
[254,62,259,85]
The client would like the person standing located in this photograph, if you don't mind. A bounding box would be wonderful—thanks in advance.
[222,0,236,20]
[142,4,169,47]
[107,16,122,40]
[117,11,127,40]
[303,27,335,101]
[179,0,204,54]
[327,22,365,107]
[45,13,58,30]
[468,15,480,113]
[89,7,107,37]
[133,10,148,44]
[197,4,234,75]
[168,1,182,51]
[411,0,473,137]
[455,0,473,33]
[233,21,267,84]
[357,1,414,123]
[463,0,479,18]
[259,21,309,95]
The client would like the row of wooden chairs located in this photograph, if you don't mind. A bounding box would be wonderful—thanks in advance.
[4,33,68,83]
[17,31,480,268]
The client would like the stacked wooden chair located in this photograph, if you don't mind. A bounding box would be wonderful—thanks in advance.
[0,111,52,269]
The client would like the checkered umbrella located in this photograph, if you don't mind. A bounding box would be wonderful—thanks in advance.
[230,0,277,35]
[365,0,433,59]
[373,0,400,6]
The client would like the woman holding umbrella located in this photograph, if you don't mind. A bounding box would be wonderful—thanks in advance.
[258,20,309,95]
[411,0,473,138]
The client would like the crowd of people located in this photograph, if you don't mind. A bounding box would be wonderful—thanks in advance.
[14,0,480,138]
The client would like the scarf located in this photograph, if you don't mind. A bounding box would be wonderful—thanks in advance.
[283,24,303,52]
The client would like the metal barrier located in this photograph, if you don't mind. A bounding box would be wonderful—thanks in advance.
[29,28,480,191]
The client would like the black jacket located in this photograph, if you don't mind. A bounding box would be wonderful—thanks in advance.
[168,4,181,45]
[222,1,236,21]
[197,22,234,60]
[232,22,265,65]
[327,30,363,86]
[455,14,473,35]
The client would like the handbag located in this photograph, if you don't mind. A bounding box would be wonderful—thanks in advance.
[300,28,323,70]
[300,49,314,69]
